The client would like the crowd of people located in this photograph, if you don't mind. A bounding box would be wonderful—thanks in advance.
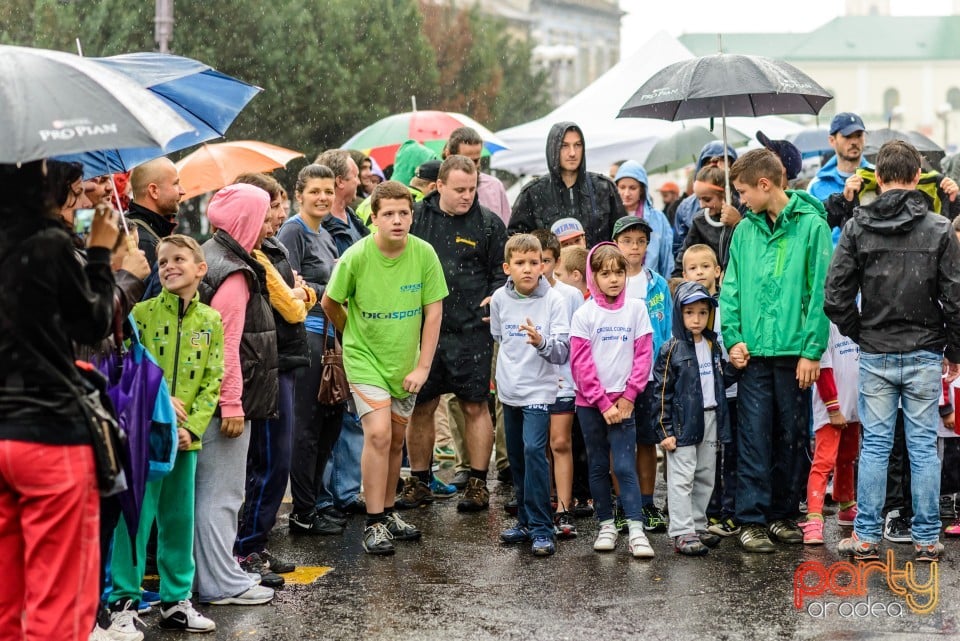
[3,111,960,640]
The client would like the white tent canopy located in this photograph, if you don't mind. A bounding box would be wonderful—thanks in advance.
[492,32,804,176]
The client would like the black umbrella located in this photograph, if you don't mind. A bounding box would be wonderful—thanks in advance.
[863,129,945,166]
[619,53,832,216]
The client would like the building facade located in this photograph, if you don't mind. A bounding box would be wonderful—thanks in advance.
[459,0,623,106]
[679,11,960,149]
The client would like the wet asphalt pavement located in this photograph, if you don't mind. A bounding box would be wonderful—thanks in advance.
[140,471,960,641]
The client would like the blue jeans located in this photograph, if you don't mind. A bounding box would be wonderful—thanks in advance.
[317,411,363,510]
[576,406,643,522]
[503,404,554,538]
[236,370,297,555]
[856,350,943,545]
[735,358,810,525]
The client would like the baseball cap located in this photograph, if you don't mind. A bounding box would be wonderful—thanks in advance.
[658,181,680,193]
[414,160,441,181]
[679,289,717,307]
[756,131,803,181]
[612,215,653,240]
[550,217,585,242]
[829,112,866,137]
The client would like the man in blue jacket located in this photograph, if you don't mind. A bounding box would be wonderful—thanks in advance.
[807,112,871,202]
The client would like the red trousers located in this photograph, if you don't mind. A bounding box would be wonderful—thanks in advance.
[0,441,100,641]
[806,422,860,516]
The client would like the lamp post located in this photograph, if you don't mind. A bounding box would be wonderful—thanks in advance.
[155,0,173,53]
[936,103,952,149]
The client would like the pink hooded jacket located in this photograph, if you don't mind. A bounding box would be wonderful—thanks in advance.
[570,242,654,413]
[205,183,269,417]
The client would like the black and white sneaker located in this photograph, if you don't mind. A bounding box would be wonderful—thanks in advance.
[884,509,912,544]
[260,549,295,574]
[159,599,216,633]
[237,553,285,588]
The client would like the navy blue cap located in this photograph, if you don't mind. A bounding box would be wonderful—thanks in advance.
[679,290,717,307]
[829,112,866,136]
[757,131,803,180]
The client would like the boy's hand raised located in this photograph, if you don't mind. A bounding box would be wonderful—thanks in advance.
[519,317,543,347]
[795,357,820,389]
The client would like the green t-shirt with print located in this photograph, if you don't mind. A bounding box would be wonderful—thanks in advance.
[326,234,448,398]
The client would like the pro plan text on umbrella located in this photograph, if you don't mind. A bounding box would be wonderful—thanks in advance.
[39,119,121,141]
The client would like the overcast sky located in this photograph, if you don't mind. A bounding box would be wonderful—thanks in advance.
[619,0,954,59]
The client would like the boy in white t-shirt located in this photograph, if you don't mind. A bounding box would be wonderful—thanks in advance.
[491,234,570,556]
[532,229,583,538]
[652,282,736,556]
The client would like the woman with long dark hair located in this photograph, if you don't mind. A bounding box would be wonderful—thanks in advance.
[0,160,119,640]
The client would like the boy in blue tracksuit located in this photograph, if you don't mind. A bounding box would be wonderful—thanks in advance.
[492,234,570,557]
[653,281,736,556]
[613,216,671,531]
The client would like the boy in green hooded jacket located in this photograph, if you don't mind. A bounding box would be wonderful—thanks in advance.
[108,234,223,633]
[720,149,831,554]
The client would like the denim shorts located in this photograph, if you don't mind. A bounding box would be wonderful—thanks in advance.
[633,384,659,445]
[548,397,576,415]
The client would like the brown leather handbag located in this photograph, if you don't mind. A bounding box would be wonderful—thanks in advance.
[316,313,350,405]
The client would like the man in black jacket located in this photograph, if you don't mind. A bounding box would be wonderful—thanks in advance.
[406,155,508,512]
[128,157,186,298]
[509,122,624,248]
[825,140,960,563]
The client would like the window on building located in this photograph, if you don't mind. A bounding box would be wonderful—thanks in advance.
[883,88,900,117]
[948,87,960,111]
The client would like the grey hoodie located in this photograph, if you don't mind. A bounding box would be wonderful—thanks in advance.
[490,275,570,406]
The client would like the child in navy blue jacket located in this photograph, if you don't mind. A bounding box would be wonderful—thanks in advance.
[652,281,738,556]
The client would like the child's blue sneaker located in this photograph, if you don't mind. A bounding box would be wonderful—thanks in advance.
[499,525,530,544]
[140,590,161,606]
[531,535,556,556]
[430,475,458,499]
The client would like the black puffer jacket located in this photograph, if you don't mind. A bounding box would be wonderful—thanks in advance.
[824,189,960,360]
[260,236,308,372]
[508,122,625,247]
[200,230,279,420]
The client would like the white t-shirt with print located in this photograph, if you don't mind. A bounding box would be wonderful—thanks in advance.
[695,338,717,409]
[570,298,653,394]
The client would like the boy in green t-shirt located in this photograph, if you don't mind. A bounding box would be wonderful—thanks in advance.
[321,181,448,556]
[108,234,223,634]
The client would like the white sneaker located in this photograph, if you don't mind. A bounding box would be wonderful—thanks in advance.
[105,601,144,641]
[593,520,619,551]
[89,623,143,641]
[159,599,216,633]
[207,585,274,606]
[628,522,655,558]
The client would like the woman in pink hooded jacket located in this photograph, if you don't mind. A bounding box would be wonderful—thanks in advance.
[569,243,655,558]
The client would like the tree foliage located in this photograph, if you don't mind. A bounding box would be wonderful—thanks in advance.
[1,0,550,155]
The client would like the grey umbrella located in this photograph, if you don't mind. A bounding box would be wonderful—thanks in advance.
[619,53,832,217]
[863,129,945,165]
[642,125,748,174]
[0,45,192,164]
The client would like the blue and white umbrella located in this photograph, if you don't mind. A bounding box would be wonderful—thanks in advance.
[57,52,261,178]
